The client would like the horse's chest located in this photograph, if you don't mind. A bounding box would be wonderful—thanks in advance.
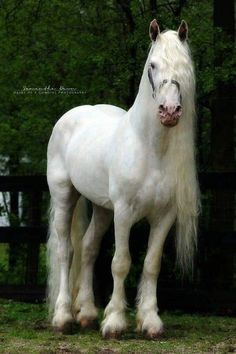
[132,171,174,215]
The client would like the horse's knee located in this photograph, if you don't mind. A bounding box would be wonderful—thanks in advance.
[143,263,157,279]
[112,252,131,278]
[143,253,160,278]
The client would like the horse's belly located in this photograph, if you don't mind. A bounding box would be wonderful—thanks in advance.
[73,180,113,209]
[70,163,113,209]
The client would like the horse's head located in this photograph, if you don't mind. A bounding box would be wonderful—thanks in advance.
[147,19,190,127]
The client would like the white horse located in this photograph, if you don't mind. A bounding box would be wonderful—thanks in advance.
[47,19,200,339]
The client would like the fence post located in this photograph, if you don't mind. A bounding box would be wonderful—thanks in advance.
[25,190,42,285]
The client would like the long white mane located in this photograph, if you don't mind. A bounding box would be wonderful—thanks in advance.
[148,30,200,273]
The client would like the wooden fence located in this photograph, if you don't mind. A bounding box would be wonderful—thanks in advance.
[0,176,47,301]
[0,174,235,312]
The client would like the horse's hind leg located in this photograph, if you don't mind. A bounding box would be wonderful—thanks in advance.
[49,179,78,333]
[73,204,113,329]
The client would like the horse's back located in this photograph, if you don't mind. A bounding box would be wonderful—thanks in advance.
[48,104,123,157]
[95,104,126,117]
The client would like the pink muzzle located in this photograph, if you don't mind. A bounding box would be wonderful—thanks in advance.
[159,104,182,127]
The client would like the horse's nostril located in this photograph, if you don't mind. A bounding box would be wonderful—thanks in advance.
[175,105,182,112]
[159,104,164,111]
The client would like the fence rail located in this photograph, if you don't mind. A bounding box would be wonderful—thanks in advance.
[0,226,47,243]
[1,172,236,191]
[0,175,48,191]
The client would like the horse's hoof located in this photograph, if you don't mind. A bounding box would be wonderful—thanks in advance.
[54,321,74,335]
[79,317,99,330]
[103,330,122,340]
[145,328,164,340]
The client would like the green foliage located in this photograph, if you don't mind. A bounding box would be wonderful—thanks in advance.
[0,244,27,285]
[0,0,233,174]
[0,243,47,286]
[0,245,8,282]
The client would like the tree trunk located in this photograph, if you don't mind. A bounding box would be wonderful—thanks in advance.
[116,0,137,106]
[25,191,42,285]
[207,0,235,289]
[150,0,157,16]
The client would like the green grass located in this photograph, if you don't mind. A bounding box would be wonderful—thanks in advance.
[0,299,235,353]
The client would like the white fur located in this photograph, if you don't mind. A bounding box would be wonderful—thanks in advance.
[47,30,199,337]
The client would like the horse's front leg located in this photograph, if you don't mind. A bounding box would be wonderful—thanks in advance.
[137,208,176,339]
[101,203,133,339]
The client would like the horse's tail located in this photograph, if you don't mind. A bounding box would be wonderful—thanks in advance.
[175,175,201,276]
[47,202,58,319]
[47,197,89,318]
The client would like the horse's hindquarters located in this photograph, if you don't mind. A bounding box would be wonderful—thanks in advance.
[48,105,122,210]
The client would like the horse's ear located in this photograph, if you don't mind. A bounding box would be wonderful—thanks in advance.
[149,19,160,42]
[178,20,188,41]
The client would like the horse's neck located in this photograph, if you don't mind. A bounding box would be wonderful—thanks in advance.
[129,90,174,157]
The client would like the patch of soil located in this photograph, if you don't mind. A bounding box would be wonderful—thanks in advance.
[40,349,82,354]
[210,339,236,354]
[95,350,116,354]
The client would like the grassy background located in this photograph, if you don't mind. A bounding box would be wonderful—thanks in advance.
[0,299,235,353]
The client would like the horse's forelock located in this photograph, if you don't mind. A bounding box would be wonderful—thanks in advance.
[151,30,191,62]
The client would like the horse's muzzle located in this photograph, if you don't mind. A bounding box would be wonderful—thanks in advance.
[159,104,182,127]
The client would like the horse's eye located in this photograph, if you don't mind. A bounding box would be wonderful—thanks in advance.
[150,63,156,70]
